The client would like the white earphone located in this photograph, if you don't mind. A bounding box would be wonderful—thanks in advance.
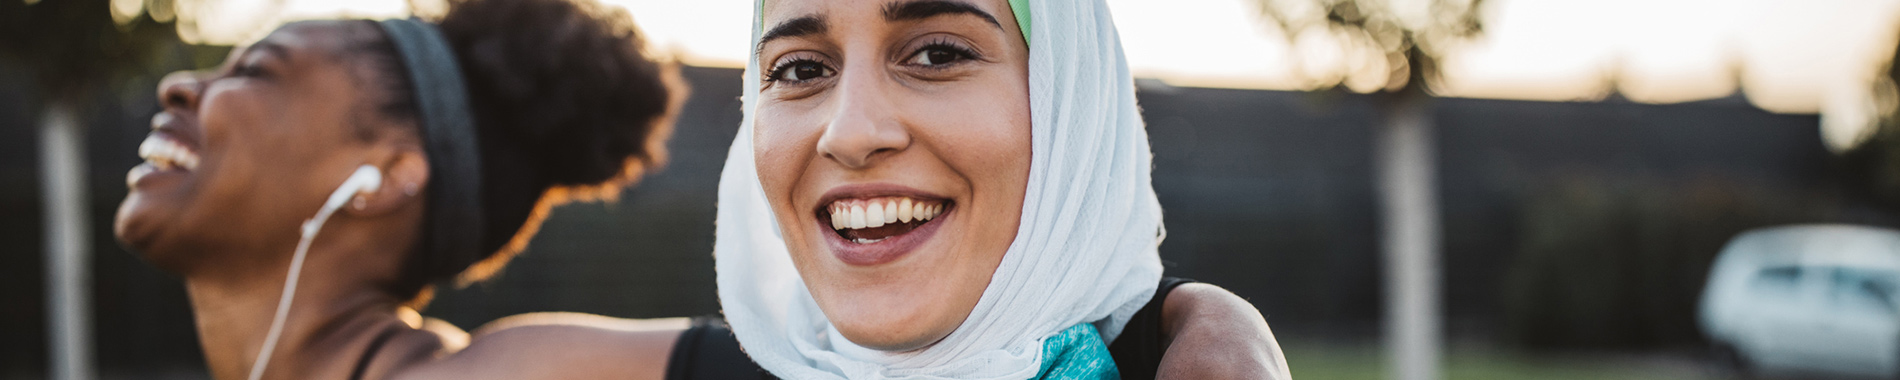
[249,164,382,380]
[313,165,385,230]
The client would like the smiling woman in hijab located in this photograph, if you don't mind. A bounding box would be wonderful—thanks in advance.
[685,0,1295,378]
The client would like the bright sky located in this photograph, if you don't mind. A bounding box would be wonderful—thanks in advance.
[165,0,1900,118]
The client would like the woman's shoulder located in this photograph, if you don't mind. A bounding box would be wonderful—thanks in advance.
[1148,282,1292,380]
[1106,276,1198,379]
[391,312,688,380]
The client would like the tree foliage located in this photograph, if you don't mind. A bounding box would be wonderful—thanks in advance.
[0,0,182,104]
[1837,32,1900,210]
[1254,0,1484,99]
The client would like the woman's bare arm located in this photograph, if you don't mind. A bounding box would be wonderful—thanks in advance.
[389,286,1289,380]
[392,312,688,380]
[1158,283,1293,379]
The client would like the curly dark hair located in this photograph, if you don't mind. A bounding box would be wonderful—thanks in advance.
[345,0,684,304]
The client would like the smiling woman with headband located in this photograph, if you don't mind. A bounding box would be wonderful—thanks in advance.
[113,0,688,378]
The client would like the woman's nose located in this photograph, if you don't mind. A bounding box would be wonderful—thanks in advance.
[815,72,911,169]
[157,70,205,113]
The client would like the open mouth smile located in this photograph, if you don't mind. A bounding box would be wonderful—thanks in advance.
[127,133,201,187]
[823,196,948,244]
[814,189,955,266]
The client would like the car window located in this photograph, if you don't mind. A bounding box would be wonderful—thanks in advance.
[1749,266,1803,298]
[1830,268,1900,315]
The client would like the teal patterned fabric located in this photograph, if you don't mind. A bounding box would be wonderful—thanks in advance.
[1034,324,1121,379]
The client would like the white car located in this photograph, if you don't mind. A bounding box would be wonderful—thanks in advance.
[1701,224,1900,378]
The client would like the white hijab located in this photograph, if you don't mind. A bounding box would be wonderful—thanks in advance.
[713,0,1163,378]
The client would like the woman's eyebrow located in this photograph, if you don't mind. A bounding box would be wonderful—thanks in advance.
[754,1,1001,57]
[757,15,827,56]
[883,0,1003,30]
[232,41,291,66]
[251,42,291,61]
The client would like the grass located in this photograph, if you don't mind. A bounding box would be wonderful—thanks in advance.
[1282,340,1726,380]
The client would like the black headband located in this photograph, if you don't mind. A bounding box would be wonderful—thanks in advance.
[377,18,487,274]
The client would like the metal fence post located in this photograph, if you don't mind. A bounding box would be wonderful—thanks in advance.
[40,103,95,380]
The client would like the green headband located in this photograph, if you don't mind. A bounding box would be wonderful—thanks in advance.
[1009,0,1030,43]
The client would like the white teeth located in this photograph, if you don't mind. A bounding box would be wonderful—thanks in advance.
[137,135,200,171]
[827,197,947,233]
[898,198,914,222]
[849,205,867,229]
[125,164,154,187]
[831,205,845,230]
[882,201,898,224]
[179,151,199,170]
[138,138,171,170]
[138,137,157,159]
[865,201,886,228]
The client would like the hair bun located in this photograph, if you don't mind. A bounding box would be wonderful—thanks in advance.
[438,0,680,190]
[418,0,683,285]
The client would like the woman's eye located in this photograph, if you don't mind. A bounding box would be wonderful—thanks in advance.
[772,60,833,83]
[907,46,970,66]
[229,62,266,78]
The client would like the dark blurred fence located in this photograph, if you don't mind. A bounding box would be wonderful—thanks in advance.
[1435,98,1864,349]
[0,60,1871,376]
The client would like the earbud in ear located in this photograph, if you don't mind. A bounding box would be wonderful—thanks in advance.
[346,165,384,195]
[321,165,383,213]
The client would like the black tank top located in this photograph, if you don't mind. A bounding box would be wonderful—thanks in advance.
[664,277,1197,380]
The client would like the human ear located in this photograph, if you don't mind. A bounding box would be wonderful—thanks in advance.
[344,146,429,217]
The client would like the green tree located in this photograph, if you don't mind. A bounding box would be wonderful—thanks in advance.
[1840,31,1900,211]
[1252,2,1485,380]
[1255,0,1483,100]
